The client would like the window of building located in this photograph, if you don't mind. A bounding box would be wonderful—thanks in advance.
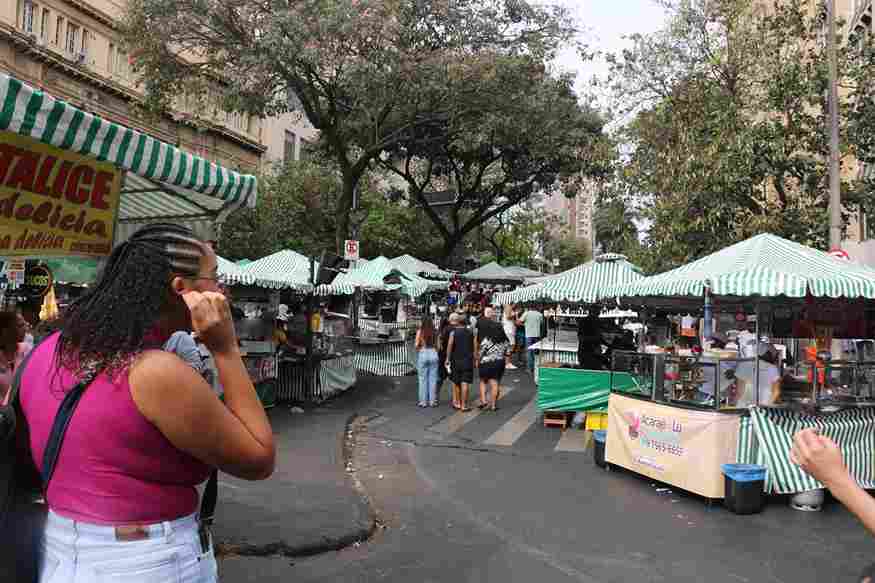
[80,29,89,59]
[20,0,35,34]
[107,43,115,73]
[54,15,63,46]
[66,23,79,55]
[39,7,50,42]
[284,131,297,163]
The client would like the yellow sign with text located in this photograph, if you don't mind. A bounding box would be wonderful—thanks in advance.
[0,131,121,257]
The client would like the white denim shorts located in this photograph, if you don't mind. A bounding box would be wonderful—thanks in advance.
[39,510,218,583]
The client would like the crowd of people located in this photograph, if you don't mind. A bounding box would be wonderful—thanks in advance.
[413,302,553,412]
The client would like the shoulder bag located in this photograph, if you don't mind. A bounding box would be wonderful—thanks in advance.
[0,348,97,583]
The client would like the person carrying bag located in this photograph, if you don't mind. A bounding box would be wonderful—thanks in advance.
[0,347,96,582]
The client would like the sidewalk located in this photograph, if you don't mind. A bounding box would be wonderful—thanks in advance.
[212,377,381,558]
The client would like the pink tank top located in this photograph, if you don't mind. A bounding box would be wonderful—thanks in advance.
[20,334,211,525]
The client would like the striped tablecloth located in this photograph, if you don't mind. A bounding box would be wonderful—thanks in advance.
[736,407,875,494]
[354,339,417,376]
[277,354,357,403]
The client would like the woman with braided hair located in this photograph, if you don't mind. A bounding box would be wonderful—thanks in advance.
[17,223,275,582]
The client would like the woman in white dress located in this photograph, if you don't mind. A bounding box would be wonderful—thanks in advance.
[502,304,518,370]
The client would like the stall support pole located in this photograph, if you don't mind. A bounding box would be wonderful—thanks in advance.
[754,303,761,405]
[305,256,315,403]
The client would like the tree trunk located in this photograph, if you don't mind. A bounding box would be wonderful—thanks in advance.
[335,176,355,254]
[441,233,464,268]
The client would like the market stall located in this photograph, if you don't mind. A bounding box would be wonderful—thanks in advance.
[491,255,645,414]
[601,233,875,501]
[235,249,358,403]
[330,256,446,376]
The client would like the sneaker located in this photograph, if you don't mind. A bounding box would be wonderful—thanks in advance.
[429,402,438,407]
[417,402,427,407]
[506,363,517,369]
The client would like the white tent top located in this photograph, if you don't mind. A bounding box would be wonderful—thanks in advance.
[464,261,523,282]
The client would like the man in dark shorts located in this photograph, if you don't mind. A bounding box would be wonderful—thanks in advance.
[444,313,475,411]
[475,307,511,411]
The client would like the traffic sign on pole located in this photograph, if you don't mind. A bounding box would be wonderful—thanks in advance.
[344,240,360,261]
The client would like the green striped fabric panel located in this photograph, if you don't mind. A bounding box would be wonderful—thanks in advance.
[0,73,257,207]
[750,407,875,494]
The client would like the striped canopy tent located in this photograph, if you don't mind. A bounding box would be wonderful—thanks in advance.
[389,255,453,280]
[504,265,543,278]
[238,250,315,290]
[331,256,445,298]
[217,255,254,286]
[604,233,875,305]
[0,73,257,244]
[494,254,644,306]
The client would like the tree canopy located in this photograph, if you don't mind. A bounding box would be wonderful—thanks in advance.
[218,159,440,262]
[378,54,611,261]
[607,0,875,272]
[121,0,578,252]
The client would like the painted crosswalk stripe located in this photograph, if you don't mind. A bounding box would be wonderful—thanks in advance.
[555,429,592,453]
[484,397,541,446]
[429,384,518,437]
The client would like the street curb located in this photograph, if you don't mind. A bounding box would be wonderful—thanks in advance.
[280,412,377,557]
[217,411,377,559]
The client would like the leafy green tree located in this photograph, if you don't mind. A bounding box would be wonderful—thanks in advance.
[607,0,875,271]
[218,160,438,261]
[120,0,574,252]
[593,189,639,255]
[379,55,610,263]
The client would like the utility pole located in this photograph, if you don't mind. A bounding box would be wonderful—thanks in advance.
[827,0,842,250]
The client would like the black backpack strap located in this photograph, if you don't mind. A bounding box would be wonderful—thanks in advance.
[39,376,92,486]
[200,470,218,526]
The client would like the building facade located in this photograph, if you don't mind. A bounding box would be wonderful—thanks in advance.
[262,92,319,169]
[1,0,266,177]
[537,179,596,248]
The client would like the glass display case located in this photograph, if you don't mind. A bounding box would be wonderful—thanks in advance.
[781,360,875,407]
[624,354,756,411]
[610,351,662,399]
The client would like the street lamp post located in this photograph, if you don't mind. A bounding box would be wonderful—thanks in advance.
[827,0,842,250]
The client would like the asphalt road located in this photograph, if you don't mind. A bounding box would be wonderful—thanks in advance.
[226,370,875,582]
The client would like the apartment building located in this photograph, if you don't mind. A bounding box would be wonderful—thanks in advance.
[0,0,265,176]
[538,179,596,248]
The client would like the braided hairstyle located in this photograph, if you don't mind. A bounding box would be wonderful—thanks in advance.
[57,223,206,377]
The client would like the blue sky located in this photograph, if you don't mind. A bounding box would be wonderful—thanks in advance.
[551,0,669,99]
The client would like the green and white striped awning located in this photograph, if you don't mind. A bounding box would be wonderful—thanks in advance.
[493,254,644,305]
[332,256,446,298]
[606,233,875,301]
[0,73,257,209]
[239,249,313,290]
[389,255,453,280]
[217,255,254,286]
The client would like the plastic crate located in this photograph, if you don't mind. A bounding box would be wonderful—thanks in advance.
[585,412,608,431]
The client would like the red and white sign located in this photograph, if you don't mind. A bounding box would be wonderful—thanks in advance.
[829,248,850,261]
[344,240,360,261]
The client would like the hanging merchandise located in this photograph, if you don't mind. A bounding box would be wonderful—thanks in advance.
[681,314,697,337]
